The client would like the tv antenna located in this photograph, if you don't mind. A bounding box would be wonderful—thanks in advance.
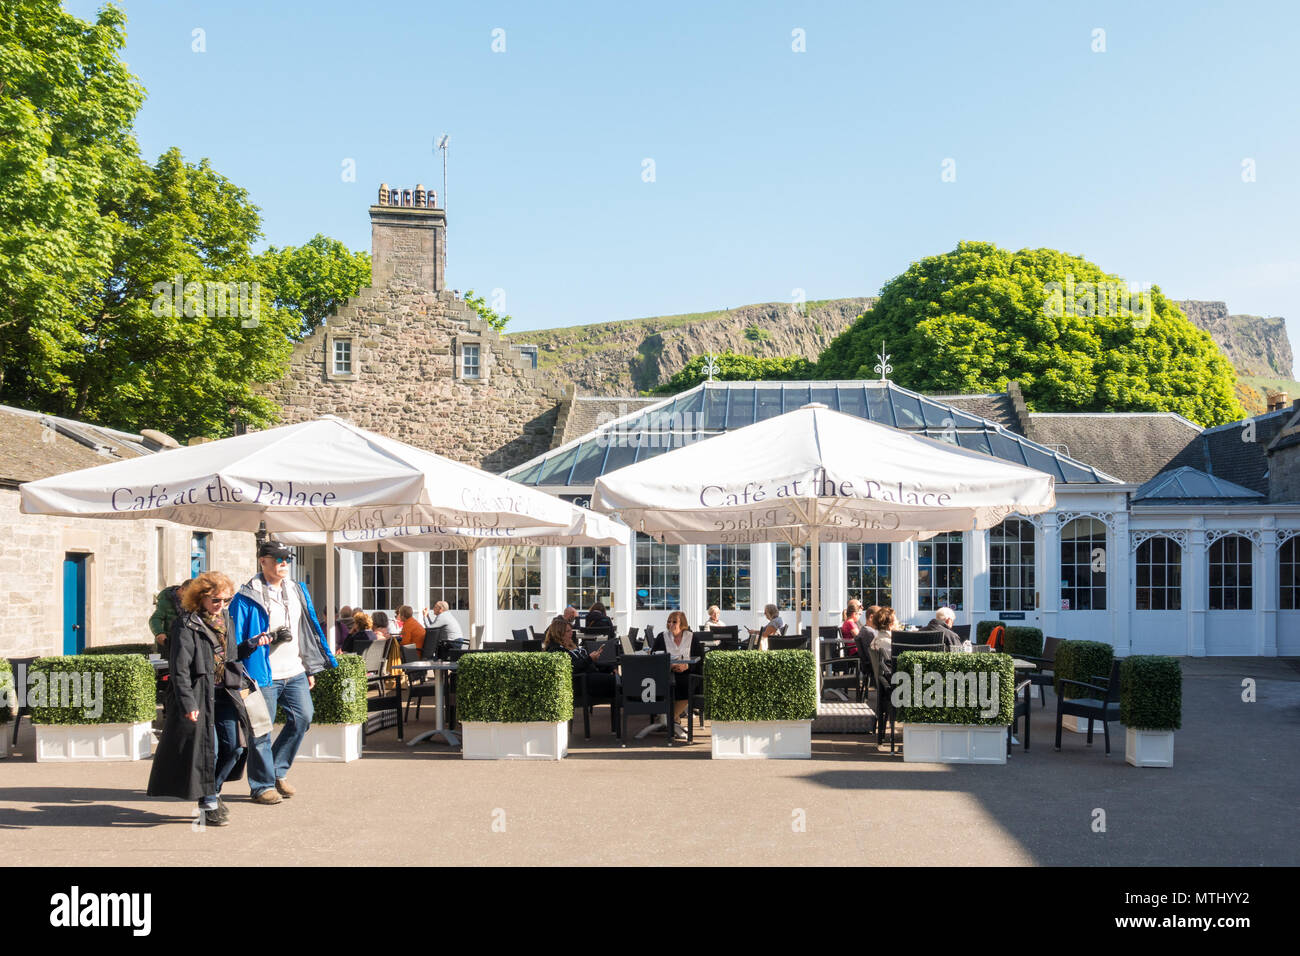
[435,134,449,212]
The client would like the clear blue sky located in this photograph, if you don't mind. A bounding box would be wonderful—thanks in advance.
[68,0,1300,374]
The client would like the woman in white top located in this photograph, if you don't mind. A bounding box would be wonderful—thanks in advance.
[653,610,698,739]
[703,606,726,629]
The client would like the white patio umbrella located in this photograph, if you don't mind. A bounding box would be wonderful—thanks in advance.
[20,415,577,640]
[592,403,1056,694]
[277,506,633,643]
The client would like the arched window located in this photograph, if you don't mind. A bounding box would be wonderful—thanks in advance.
[1135,537,1182,610]
[1282,537,1299,611]
[1208,535,1253,610]
[989,518,1035,612]
[1060,518,1106,610]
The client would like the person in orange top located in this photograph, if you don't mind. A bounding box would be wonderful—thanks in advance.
[397,605,426,652]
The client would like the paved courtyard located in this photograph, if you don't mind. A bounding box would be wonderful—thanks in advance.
[2,657,1296,866]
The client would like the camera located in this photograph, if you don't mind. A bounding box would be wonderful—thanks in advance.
[268,625,293,646]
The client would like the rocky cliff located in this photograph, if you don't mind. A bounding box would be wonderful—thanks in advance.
[512,296,1293,397]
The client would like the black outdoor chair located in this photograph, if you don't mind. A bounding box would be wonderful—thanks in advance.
[867,646,897,752]
[704,625,739,640]
[511,628,530,641]
[766,635,810,651]
[625,626,640,647]
[618,653,689,745]
[891,630,950,653]
[953,624,972,642]
[1055,659,1123,755]
[573,667,620,739]
[8,657,35,747]
[821,645,862,700]
[1008,674,1032,754]
[365,670,404,740]
[484,640,542,652]
[1018,636,1061,709]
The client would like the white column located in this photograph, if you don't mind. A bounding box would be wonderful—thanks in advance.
[472,547,497,646]
[895,540,918,624]
[1110,512,1131,656]
[542,546,565,615]
[1187,519,1207,657]
[337,549,362,610]
[1259,520,1278,656]
[1041,512,1060,639]
[610,538,635,633]
[406,550,428,615]
[822,542,847,627]
[752,543,776,615]
[681,544,706,629]
[969,526,989,628]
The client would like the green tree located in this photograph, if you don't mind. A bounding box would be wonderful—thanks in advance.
[255,234,370,340]
[817,242,1244,426]
[0,1,144,398]
[653,352,814,394]
[463,289,511,332]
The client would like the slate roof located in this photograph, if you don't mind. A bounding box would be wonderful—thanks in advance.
[0,406,153,487]
[1159,406,1295,495]
[1024,413,1203,485]
[933,393,1022,432]
[1135,466,1264,502]
[1265,405,1300,455]
[508,380,1119,488]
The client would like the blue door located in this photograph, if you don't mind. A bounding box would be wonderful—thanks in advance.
[62,554,87,654]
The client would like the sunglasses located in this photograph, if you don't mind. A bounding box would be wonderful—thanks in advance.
[208,596,231,605]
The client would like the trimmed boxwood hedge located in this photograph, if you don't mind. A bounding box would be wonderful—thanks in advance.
[894,651,1015,725]
[975,621,1000,644]
[703,650,816,722]
[1003,626,1044,658]
[309,655,368,725]
[1120,656,1182,730]
[1053,640,1114,700]
[457,652,573,723]
[0,658,13,725]
[83,643,157,657]
[29,655,156,725]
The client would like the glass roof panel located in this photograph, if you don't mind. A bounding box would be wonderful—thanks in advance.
[635,441,669,463]
[986,431,1030,468]
[1019,443,1067,479]
[955,430,993,456]
[567,438,610,485]
[727,387,756,427]
[889,390,926,429]
[703,388,728,429]
[920,396,956,428]
[810,386,839,410]
[783,384,811,411]
[672,389,704,418]
[865,386,894,426]
[756,389,783,421]
[600,439,640,476]
[536,444,579,485]
[836,386,866,420]
[1057,458,1101,483]
[511,461,542,485]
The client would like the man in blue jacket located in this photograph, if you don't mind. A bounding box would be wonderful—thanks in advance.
[230,541,337,804]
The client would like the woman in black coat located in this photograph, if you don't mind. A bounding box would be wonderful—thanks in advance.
[148,571,254,827]
[542,616,616,697]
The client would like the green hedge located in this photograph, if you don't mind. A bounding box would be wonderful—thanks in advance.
[703,650,816,722]
[894,651,1015,725]
[0,658,13,725]
[1053,640,1114,700]
[457,652,572,723]
[309,656,368,725]
[1003,626,1044,658]
[975,621,1000,644]
[29,655,156,725]
[1120,656,1182,730]
[82,643,157,657]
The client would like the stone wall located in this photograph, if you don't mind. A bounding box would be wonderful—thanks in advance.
[0,489,252,658]
[263,287,564,473]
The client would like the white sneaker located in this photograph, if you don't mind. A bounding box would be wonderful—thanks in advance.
[635,721,667,740]
[672,723,688,740]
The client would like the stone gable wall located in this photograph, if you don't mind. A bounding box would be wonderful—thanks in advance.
[263,287,564,473]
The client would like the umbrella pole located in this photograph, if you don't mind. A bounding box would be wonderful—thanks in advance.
[793,543,802,638]
[325,530,336,652]
[468,548,477,648]
[811,526,821,702]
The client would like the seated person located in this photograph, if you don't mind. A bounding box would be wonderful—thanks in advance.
[868,606,898,660]
[397,604,426,653]
[650,611,703,740]
[583,601,613,633]
[703,605,726,629]
[754,603,785,649]
[422,601,464,656]
[839,605,861,655]
[925,606,963,650]
[341,610,379,654]
[542,615,615,698]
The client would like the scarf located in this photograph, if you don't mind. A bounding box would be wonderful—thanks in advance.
[200,610,228,683]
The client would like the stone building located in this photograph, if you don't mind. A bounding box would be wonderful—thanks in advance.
[263,184,564,472]
[0,406,251,658]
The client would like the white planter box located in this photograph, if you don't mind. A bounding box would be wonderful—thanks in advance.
[1125,728,1175,767]
[0,727,9,758]
[35,721,153,762]
[462,721,568,760]
[711,720,812,759]
[293,723,363,762]
[902,724,1008,764]
[1061,713,1112,734]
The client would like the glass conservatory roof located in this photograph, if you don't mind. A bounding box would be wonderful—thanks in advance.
[507,380,1120,488]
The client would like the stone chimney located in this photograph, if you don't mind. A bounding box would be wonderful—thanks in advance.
[370,182,444,292]
[1267,390,1290,412]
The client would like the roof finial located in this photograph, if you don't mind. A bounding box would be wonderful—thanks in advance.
[874,339,892,381]
[702,353,720,382]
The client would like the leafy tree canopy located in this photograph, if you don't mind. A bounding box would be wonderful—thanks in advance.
[816,242,1245,426]
[653,352,814,394]
[463,289,511,332]
[255,234,370,340]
